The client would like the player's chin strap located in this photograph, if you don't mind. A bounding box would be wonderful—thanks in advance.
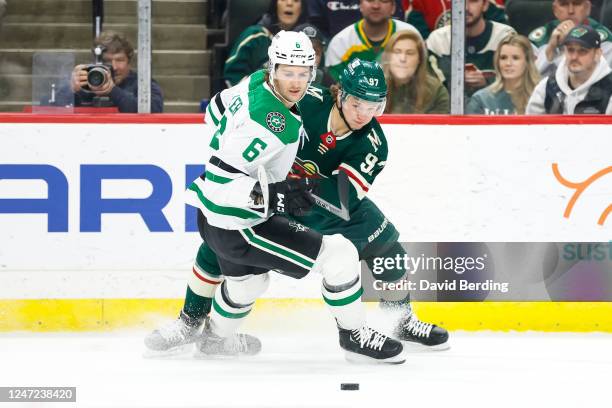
[336,101,355,132]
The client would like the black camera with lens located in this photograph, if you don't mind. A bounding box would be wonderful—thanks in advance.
[83,45,113,91]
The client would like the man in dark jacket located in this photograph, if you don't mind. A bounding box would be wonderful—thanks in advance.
[61,31,164,113]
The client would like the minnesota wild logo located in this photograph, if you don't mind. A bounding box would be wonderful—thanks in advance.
[570,27,588,38]
[266,112,286,133]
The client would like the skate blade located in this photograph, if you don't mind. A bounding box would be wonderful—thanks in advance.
[142,343,194,359]
[344,351,406,365]
[400,340,451,352]
[192,350,251,360]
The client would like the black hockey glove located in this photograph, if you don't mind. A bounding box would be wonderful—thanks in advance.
[268,177,317,217]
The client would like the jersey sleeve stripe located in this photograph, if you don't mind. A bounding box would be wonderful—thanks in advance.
[338,164,371,192]
[209,156,248,175]
[206,101,220,126]
[205,171,233,184]
[188,183,263,220]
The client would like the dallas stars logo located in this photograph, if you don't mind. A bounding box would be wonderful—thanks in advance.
[266,112,286,133]
[288,220,308,232]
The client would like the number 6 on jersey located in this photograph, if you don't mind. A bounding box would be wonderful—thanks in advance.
[242,138,268,162]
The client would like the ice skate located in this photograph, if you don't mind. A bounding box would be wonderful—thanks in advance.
[338,325,405,364]
[394,311,450,350]
[195,318,262,358]
[144,311,203,354]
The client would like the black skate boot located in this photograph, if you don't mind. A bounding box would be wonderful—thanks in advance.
[196,317,262,358]
[338,325,405,364]
[394,311,449,350]
[144,311,203,353]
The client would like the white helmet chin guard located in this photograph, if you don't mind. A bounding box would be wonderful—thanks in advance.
[268,30,317,86]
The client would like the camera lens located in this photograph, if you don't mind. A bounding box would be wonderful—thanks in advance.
[87,68,106,87]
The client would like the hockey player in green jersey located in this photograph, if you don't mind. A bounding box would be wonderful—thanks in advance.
[147,34,405,364]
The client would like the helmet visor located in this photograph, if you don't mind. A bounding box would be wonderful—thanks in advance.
[342,93,386,117]
[274,65,314,84]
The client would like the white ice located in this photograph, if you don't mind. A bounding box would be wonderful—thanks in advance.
[1,311,611,408]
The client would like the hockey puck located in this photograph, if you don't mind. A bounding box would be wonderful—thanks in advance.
[340,383,359,391]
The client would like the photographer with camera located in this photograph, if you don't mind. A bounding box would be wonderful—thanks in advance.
[60,30,164,112]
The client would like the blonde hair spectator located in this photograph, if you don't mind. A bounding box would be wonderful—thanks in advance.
[467,34,540,114]
[381,30,449,114]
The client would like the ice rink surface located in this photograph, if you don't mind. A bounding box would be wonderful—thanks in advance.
[1,314,611,408]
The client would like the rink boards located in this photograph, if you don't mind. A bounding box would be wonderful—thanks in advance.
[0,114,611,331]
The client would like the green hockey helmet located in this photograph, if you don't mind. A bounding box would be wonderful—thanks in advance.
[339,58,387,115]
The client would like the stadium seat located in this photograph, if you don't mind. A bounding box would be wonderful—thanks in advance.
[505,0,554,36]
[601,0,612,29]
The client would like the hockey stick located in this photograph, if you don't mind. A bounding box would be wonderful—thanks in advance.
[310,170,350,221]
[257,165,270,219]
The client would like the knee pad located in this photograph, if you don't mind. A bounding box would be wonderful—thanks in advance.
[312,234,360,287]
[224,273,270,306]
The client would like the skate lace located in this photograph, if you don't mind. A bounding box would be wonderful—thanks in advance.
[351,326,387,351]
[158,319,191,343]
[404,316,433,338]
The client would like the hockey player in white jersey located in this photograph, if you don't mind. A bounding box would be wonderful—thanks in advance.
[148,30,405,364]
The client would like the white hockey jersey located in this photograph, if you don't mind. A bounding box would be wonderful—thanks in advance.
[187,75,305,230]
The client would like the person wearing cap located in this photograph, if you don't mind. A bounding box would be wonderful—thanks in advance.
[294,23,335,87]
[527,24,612,114]
[528,0,612,77]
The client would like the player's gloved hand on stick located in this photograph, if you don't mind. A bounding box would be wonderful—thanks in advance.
[268,177,317,216]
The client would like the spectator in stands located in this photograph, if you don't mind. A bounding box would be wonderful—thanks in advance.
[527,25,612,114]
[308,0,405,39]
[381,30,449,113]
[404,0,508,39]
[223,0,307,86]
[529,0,612,76]
[56,31,164,113]
[294,23,335,87]
[325,0,420,81]
[427,0,515,96]
[467,34,540,114]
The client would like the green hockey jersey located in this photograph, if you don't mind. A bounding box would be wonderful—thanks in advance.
[290,86,389,231]
[224,25,274,86]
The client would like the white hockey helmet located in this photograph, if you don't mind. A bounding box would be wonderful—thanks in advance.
[268,30,317,84]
